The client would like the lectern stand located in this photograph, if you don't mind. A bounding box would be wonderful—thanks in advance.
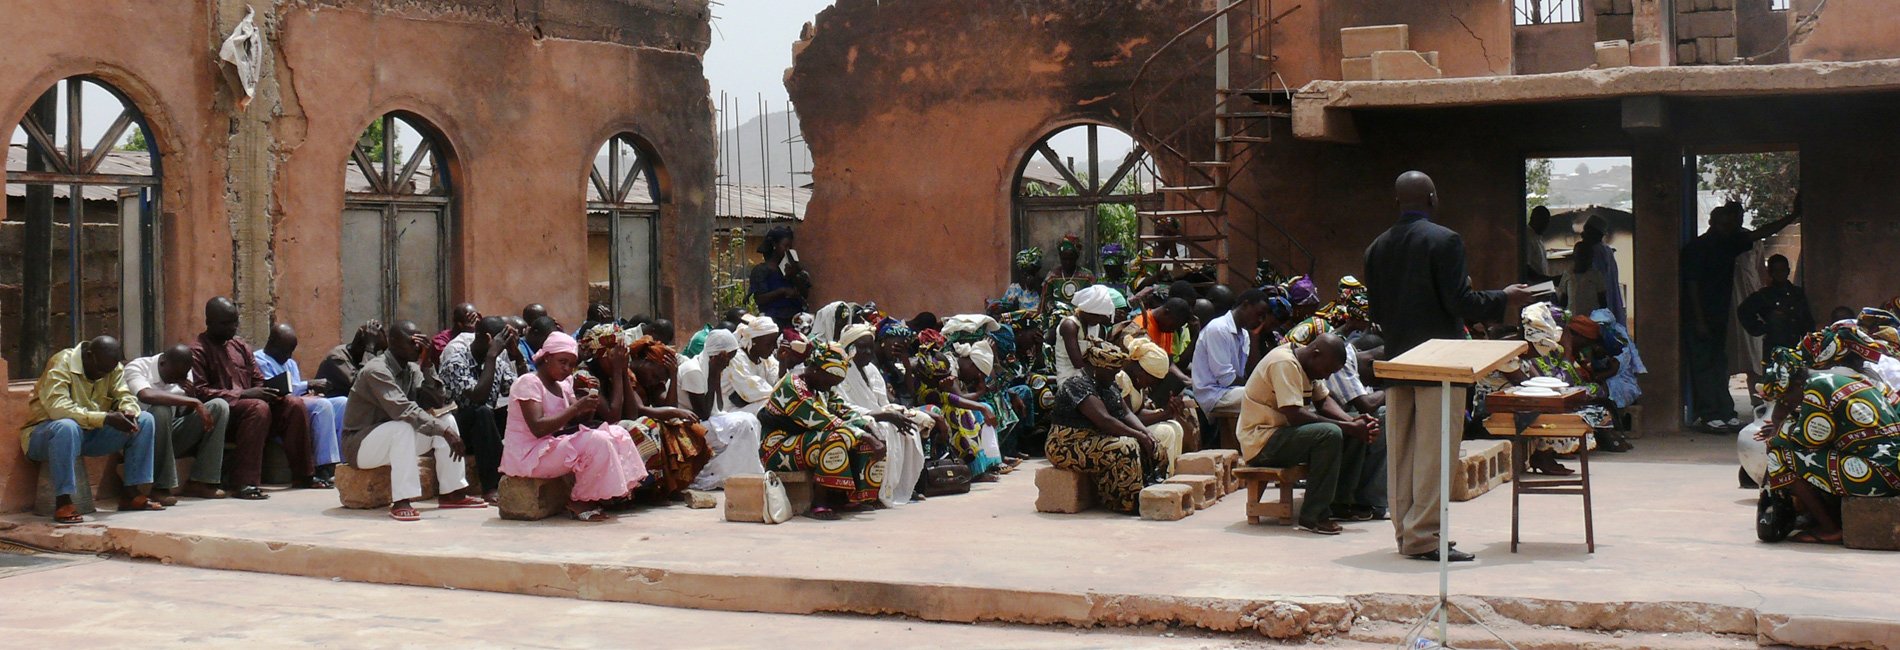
[1373,339,1527,648]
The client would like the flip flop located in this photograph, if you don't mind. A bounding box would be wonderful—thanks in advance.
[231,486,270,500]
[437,496,489,509]
[569,507,613,522]
[1298,520,1343,536]
[388,506,422,522]
[53,504,85,525]
[118,495,167,512]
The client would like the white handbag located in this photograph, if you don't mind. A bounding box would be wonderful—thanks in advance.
[763,473,793,524]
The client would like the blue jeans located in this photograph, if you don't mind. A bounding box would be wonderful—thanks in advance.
[303,395,348,466]
[27,413,157,497]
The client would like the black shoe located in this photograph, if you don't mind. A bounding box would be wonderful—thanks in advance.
[1739,467,1760,490]
[1339,505,1376,522]
[1407,546,1475,562]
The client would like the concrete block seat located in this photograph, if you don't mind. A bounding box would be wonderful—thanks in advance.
[1235,465,1306,525]
[1163,474,1221,510]
[723,472,814,523]
[34,458,98,517]
[1844,497,1900,551]
[1034,466,1097,514]
[1177,450,1243,496]
[1452,439,1514,502]
[1139,484,1194,521]
[333,456,440,510]
[498,475,575,521]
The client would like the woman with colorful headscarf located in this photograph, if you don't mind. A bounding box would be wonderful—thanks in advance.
[1043,234,1097,314]
[837,323,933,505]
[932,315,1010,478]
[1755,342,1900,544]
[502,332,648,522]
[759,342,887,520]
[1046,341,1170,513]
[1004,248,1045,313]
[1114,336,1188,472]
[621,336,713,495]
[677,329,766,491]
[1099,243,1133,305]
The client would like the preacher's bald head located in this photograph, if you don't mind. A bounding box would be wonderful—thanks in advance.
[1396,171,1437,212]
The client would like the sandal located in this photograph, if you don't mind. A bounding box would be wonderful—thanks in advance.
[151,490,180,507]
[1298,520,1343,536]
[53,504,85,525]
[231,486,270,500]
[437,495,489,509]
[118,494,167,512]
[388,506,422,522]
[295,477,335,490]
[181,483,228,499]
[568,507,613,522]
[805,506,842,521]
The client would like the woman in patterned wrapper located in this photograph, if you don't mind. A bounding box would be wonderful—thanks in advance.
[1044,341,1170,514]
[1754,325,1900,545]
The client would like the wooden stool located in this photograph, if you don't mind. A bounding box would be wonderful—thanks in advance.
[1235,465,1305,525]
[1484,413,1595,553]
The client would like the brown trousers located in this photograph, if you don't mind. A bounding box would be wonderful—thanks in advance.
[227,395,312,486]
[1385,384,1466,556]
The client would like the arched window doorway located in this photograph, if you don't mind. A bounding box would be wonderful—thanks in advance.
[1012,123,1161,289]
[342,113,454,339]
[5,77,161,378]
[586,134,661,318]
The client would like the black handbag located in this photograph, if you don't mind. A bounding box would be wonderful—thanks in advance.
[920,457,974,497]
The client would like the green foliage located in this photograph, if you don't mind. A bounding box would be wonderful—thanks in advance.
[712,228,756,315]
[1697,152,1799,228]
[357,119,405,164]
[1017,174,1142,252]
[1525,158,1553,210]
[117,128,148,152]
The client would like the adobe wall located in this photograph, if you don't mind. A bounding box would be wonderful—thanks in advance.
[786,0,1210,316]
[1788,0,1900,63]
[0,0,713,513]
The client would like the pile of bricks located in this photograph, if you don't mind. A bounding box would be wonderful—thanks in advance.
[1339,25,1441,82]
[1676,0,1740,65]
[1037,450,1242,520]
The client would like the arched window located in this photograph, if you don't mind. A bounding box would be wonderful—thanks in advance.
[5,77,161,378]
[342,113,454,339]
[1012,123,1161,291]
[586,134,661,317]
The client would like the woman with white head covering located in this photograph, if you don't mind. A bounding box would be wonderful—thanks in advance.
[1055,285,1120,382]
[938,334,1007,478]
[810,301,859,345]
[724,316,783,413]
[1113,336,1187,472]
[678,329,766,490]
[836,322,932,505]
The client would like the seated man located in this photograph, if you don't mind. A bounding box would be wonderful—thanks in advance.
[1237,333,1378,535]
[255,323,344,486]
[125,345,230,502]
[431,303,480,360]
[439,316,518,502]
[342,320,485,521]
[21,336,164,523]
[317,320,385,398]
[190,297,313,499]
[1192,289,1276,417]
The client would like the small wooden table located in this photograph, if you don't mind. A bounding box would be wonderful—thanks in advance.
[1483,410,1596,553]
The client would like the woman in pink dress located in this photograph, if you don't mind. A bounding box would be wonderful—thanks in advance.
[502,332,648,521]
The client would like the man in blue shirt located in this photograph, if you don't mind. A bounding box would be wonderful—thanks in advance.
[255,323,344,485]
[1192,289,1277,420]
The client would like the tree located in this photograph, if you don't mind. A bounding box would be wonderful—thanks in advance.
[357,119,405,164]
[1525,158,1553,210]
[1697,152,1799,228]
[117,128,147,152]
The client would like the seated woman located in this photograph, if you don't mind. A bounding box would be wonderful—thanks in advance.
[623,337,713,496]
[1513,303,1606,474]
[723,316,783,414]
[758,342,887,520]
[924,323,1007,481]
[677,329,766,491]
[502,332,648,522]
[1045,341,1170,514]
[1115,337,1188,472]
[838,323,936,506]
[1757,333,1900,545]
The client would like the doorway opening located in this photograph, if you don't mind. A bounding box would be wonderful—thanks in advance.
[1524,155,1636,329]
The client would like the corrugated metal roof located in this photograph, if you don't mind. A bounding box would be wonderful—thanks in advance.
[4,144,157,201]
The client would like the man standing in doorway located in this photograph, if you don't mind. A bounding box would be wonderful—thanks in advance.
[1682,199,1800,433]
[1364,171,1531,562]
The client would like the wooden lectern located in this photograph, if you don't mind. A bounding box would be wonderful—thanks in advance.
[1373,338,1527,647]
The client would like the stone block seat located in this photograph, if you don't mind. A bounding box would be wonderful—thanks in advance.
[1235,465,1306,525]
[1139,483,1194,521]
[333,456,440,510]
[1034,466,1096,514]
[1451,439,1513,502]
[1844,497,1900,552]
[498,475,574,521]
[1163,474,1221,510]
[723,472,814,523]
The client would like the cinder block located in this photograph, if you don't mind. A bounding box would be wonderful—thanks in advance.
[1678,41,1699,65]
[1341,56,1375,81]
[1844,497,1900,551]
[1714,36,1737,63]
[1035,466,1097,514]
[685,489,718,509]
[334,464,392,510]
[1678,9,1735,40]
[1139,484,1195,521]
[1420,51,1440,68]
[1696,38,1717,65]
[498,474,573,521]
[724,474,768,522]
[1630,40,1667,66]
[1452,439,1513,502]
[34,459,97,517]
[1340,24,1409,58]
[1174,452,1222,480]
[775,471,814,515]
[1213,449,1243,494]
[1594,40,1631,68]
[1164,474,1222,510]
[1371,50,1442,81]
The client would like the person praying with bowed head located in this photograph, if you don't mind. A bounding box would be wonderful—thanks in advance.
[1363,171,1534,562]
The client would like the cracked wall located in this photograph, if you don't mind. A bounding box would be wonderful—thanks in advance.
[0,0,714,512]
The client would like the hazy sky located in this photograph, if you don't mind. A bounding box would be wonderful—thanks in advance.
[706,0,836,104]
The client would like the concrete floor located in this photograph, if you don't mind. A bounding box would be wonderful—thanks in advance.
[0,434,1893,647]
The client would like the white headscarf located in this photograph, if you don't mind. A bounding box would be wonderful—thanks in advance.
[955,339,996,376]
[839,323,875,351]
[739,315,779,340]
[1073,285,1116,317]
[941,314,1001,339]
[811,301,853,344]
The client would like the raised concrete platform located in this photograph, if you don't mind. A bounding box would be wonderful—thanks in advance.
[0,436,1894,647]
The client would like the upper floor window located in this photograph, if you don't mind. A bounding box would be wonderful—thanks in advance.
[1516,0,1583,25]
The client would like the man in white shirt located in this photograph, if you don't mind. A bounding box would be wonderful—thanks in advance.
[124,345,230,501]
[1192,289,1276,416]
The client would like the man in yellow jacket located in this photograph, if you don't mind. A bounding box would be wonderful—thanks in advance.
[20,335,165,524]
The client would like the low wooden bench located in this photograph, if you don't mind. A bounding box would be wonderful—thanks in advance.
[1235,465,1306,525]
[1484,412,1596,553]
